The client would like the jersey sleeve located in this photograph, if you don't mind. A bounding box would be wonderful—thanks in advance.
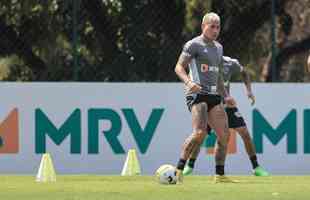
[223,56,243,74]
[230,58,244,73]
[179,40,196,59]
[218,45,224,67]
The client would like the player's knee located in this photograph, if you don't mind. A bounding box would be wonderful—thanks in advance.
[217,138,228,149]
[224,125,229,135]
[239,128,251,141]
[241,131,251,139]
[217,132,229,143]
[194,129,206,143]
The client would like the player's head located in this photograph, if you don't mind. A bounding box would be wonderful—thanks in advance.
[201,12,221,41]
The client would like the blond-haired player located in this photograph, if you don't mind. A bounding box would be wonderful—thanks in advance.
[174,12,234,183]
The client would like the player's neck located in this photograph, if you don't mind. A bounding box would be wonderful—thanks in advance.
[200,34,215,45]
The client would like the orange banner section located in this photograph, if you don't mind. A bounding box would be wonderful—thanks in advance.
[0,108,19,153]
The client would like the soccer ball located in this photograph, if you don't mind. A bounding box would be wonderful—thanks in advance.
[155,164,177,184]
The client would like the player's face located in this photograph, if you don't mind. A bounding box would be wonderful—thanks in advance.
[202,21,220,41]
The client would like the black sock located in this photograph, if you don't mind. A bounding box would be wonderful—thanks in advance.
[216,165,225,175]
[177,159,187,170]
[188,158,196,168]
[250,155,259,169]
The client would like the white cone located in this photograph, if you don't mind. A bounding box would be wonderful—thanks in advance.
[121,149,141,176]
[36,153,56,182]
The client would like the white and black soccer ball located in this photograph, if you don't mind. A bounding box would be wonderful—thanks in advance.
[155,164,177,184]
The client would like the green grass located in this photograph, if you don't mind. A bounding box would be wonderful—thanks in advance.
[0,175,309,200]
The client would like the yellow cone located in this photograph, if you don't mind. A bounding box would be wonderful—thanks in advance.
[121,149,141,176]
[36,153,56,182]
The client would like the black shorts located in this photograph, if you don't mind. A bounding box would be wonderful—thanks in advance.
[225,107,246,128]
[186,94,222,112]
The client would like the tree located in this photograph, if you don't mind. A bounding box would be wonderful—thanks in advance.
[79,0,186,81]
[0,0,309,82]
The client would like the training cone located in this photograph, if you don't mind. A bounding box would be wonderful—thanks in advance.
[121,149,141,176]
[36,153,57,182]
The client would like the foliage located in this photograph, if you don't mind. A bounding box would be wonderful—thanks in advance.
[0,0,309,82]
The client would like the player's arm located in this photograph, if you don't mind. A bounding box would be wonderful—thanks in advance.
[217,73,228,98]
[175,43,201,93]
[218,55,236,106]
[218,74,236,106]
[175,57,191,85]
[240,67,255,105]
[221,75,237,107]
[217,48,228,98]
[229,57,255,106]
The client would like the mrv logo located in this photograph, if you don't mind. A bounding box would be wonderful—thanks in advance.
[204,108,310,154]
[35,108,164,154]
[253,109,310,154]
[4,108,309,154]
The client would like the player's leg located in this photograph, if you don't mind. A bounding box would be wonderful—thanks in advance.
[234,126,269,176]
[226,106,269,176]
[183,143,200,175]
[176,102,208,182]
[183,125,212,175]
[208,104,229,175]
[208,104,237,183]
[208,102,239,183]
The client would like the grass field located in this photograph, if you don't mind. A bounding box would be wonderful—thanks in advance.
[0,175,309,200]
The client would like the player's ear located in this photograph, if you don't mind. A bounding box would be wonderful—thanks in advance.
[201,23,206,31]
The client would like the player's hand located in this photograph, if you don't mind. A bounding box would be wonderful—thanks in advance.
[224,96,237,107]
[187,81,202,93]
[247,92,255,106]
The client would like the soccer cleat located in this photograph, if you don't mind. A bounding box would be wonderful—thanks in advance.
[214,175,239,183]
[253,166,269,176]
[175,169,183,184]
[183,165,193,176]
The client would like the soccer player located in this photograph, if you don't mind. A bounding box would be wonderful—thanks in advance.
[182,56,269,177]
[174,12,234,183]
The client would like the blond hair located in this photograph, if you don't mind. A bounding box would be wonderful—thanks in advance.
[202,12,220,25]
